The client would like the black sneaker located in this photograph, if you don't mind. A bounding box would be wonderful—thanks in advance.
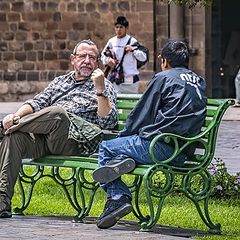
[0,195,12,218]
[97,195,132,229]
[92,158,136,184]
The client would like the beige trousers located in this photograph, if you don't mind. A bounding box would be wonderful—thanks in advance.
[0,106,79,200]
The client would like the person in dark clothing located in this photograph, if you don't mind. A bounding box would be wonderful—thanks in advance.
[92,40,207,229]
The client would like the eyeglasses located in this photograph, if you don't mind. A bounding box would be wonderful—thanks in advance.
[74,53,97,62]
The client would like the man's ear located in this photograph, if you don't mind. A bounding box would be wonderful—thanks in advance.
[163,58,171,69]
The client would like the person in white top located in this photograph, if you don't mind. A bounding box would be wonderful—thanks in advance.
[101,16,147,94]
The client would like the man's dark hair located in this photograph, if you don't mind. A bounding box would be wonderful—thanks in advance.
[114,16,129,27]
[160,40,189,68]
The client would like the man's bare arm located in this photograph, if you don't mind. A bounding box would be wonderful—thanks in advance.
[91,68,112,117]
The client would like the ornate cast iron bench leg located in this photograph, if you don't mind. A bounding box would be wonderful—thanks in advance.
[14,165,44,214]
[183,170,221,234]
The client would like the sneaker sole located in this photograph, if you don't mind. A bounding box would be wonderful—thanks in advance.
[0,211,12,218]
[93,158,135,183]
[97,203,132,229]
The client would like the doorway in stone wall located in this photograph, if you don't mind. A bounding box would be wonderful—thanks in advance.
[211,0,240,98]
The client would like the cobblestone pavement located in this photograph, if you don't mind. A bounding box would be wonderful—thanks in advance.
[215,121,240,174]
[0,215,213,240]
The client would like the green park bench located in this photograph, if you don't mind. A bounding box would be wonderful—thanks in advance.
[14,94,234,234]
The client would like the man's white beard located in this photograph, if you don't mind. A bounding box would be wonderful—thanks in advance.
[78,69,91,78]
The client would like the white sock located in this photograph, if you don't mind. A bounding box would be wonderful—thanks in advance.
[111,194,122,200]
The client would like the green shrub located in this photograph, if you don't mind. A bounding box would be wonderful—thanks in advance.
[208,158,240,199]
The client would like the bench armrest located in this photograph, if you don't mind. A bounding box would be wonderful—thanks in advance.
[149,131,209,165]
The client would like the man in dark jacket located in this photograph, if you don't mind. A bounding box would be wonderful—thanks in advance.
[93,40,207,229]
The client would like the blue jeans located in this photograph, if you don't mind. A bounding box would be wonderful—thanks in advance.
[98,134,187,199]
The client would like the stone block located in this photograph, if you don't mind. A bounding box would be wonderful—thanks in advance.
[118,1,129,11]
[10,81,37,94]
[15,52,26,61]
[27,51,37,61]
[72,22,84,31]
[18,72,27,81]
[60,61,70,70]
[0,13,6,21]
[4,72,16,81]
[0,2,10,11]
[55,31,67,39]
[12,2,24,11]
[3,52,13,61]
[47,2,58,11]
[0,42,8,51]
[8,62,22,71]
[47,61,60,70]
[23,62,35,70]
[53,12,62,22]
[32,32,40,40]
[44,52,57,60]
[19,22,31,31]
[24,42,33,51]
[67,3,76,11]
[22,12,38,21]
[0,83,9,94]
[16,32,27,41]
[86,3,96,12]
[2,32,14,40]
[46,22,58,31]
[27,72,39,81]
[8,13,20,21]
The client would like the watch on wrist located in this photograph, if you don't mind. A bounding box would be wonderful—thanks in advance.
[96,89,108,97]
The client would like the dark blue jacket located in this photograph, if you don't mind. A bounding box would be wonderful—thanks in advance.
[119,67,207,140]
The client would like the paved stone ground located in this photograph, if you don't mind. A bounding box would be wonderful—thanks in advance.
[0,215,217,240]
[215,121,240,174]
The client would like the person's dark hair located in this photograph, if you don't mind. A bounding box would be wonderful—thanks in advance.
[72,39,100,59]
[159,40,189,68]
[114,16,129,27]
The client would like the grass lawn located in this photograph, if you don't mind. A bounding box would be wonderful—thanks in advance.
[12,168,240,240]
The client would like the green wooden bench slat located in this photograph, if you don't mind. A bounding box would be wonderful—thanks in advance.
[118,113,128,121]
[117,101,138,109]
[206,108,217,117]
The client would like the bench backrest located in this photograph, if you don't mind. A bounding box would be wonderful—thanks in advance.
[115,94,234,171]
[189,98,234,170]
[115,94,142,131]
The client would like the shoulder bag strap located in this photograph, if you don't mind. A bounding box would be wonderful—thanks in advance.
[118,37,132,66]
[114,37,132,71]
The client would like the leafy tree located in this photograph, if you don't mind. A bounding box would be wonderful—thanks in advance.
[160,0,213,8]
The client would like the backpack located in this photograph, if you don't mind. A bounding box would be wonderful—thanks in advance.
[132,42,149,69]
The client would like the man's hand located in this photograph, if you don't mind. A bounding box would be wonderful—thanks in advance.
[125,44,134,52]
[91,68,106,92]
[2,114,20,129]
[108,58,116,68]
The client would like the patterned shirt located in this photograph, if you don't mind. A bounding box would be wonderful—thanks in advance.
[24,71,118,154]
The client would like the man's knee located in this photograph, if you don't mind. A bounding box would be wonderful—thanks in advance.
[45,106,68,119]
[41,106,70,128]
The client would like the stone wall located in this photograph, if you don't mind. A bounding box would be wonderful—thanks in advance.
[0,0,208,101]
[0,0,154,101]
